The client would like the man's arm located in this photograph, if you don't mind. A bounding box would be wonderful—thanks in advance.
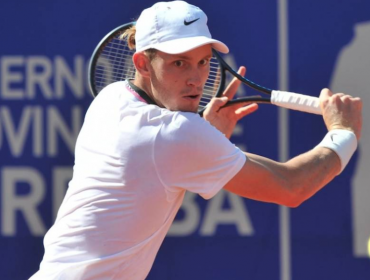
[219,88,362,207]
[224,147,340,207]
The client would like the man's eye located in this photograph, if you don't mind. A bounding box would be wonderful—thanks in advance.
[199,59,209,66]
[175,61,184,67]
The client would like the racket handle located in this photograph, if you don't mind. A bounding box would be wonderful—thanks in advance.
[271,90,322,115]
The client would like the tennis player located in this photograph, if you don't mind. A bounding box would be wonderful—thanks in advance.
[30,1,362,279]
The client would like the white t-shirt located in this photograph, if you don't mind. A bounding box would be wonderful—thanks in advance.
[30,81,246,280]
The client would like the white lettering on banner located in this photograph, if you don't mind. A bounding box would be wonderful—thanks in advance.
[55,56,84,99]
[0,168,254,237]
[0,106,83,157]
[47,106,82,156]
[26,56,53,99]
[200,190,254,236]
[0,55,88,99]
[1,56,25,99]
[33,107,43,157]
[168,191,254,237]
[0,53,244,100]
[1,167,46,236]
[0,106,33,157]
[0,166,72,237]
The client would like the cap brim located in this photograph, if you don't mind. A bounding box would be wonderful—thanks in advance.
[137,36,229,54]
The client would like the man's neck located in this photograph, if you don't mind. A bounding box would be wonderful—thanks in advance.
[128,79,156,105]
[132,78,151,97]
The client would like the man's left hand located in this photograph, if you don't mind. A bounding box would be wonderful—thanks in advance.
[203,66,258,139]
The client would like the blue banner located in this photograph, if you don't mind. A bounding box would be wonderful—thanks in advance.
[0,0,369,279]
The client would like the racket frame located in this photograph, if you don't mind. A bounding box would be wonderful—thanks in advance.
[88,22,135,97]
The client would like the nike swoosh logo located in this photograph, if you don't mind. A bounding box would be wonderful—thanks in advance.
[331,133,337,142]
[184,18,200,26]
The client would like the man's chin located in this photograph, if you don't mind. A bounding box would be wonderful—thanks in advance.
[167,105,199,113]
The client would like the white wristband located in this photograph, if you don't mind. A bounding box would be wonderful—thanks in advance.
[316,129,358,174]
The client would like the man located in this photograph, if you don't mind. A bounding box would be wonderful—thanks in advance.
[30,1,362,279]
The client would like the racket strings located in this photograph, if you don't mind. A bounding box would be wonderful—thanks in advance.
[94,35,136,93]
[198,58,222,110]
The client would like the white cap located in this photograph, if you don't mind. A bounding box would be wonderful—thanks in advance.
[135,1,229,54]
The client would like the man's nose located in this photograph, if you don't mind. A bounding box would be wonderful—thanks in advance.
[187,68,202,87]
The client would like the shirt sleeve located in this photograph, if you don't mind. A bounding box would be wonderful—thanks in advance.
[153,112,247,200]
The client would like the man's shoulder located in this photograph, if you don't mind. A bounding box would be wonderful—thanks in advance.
[157,111,227,145]
[96,81,133,101]
[158,111,211,131]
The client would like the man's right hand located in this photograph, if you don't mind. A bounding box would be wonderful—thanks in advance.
[319,88,363,140]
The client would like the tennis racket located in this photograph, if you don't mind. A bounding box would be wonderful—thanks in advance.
[88,22,322,115]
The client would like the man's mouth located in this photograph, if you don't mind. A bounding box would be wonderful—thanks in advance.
[184,94,200,100]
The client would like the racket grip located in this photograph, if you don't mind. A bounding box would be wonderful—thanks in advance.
[271,90,322,115]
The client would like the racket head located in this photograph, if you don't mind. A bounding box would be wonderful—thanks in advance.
[88,24,271,113]
[88,22,136,97]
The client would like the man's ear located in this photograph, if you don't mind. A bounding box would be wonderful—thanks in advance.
[133,52,151,78]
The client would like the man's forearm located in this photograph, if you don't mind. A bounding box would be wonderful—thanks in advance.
[224,148,341,207]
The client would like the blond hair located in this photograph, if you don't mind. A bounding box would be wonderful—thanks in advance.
[120,25,157,60]
[120,25,137,50]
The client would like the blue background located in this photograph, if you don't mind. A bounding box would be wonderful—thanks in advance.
[0,0,369,279]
